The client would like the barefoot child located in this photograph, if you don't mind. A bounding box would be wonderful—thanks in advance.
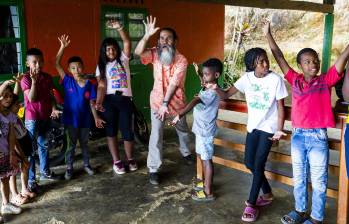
[171,58,222,201]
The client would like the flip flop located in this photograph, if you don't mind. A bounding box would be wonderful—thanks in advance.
[10,194,29,206]
[241,205,259,222]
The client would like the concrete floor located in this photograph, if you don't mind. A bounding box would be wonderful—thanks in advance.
[2,126,338,224]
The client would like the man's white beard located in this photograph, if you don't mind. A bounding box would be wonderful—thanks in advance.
[158,45,175,66]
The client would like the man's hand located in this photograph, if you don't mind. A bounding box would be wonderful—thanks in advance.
[169,115,180,126]
[269,130,287,141]
[95,117,106,128]
[50,108,62,119]
[156,105,169,121]
[58,34,71,49]
[143,15,160,39]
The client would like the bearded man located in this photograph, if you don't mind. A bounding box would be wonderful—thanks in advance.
[134,16,193,185]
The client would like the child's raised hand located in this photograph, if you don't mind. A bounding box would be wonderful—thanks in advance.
[143,15,160,38]
[12,72,24,83]
[193,62,200,75]
[262,20,271,36]
[58,34,70,48]
[106,19,123,30]
[169,115,180,126]
[269,130,287,141]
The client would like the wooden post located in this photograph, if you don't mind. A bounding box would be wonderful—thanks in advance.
[196,155,203,180]
[337,117,349,224]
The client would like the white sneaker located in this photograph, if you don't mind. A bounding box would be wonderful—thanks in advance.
[1,202,22,215]
[84,166,95,175]
[113,161,126,175]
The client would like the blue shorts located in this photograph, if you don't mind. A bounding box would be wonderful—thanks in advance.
[195,135,214,160]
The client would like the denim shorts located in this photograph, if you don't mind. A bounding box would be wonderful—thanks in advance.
[195,135,214,160]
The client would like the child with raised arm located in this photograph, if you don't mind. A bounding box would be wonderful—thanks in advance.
[56,34,104,180]
[0,76,36,206]
[264,20,349,224]
[95,20,138,174]
[171,58,222,201]
[213,47,288,222]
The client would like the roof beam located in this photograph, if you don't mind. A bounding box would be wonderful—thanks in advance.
[179,0,334,13]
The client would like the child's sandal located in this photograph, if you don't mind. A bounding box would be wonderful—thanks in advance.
[241,206,259,222]
[10,194,29,206]
[255,195,273,207]
[191,190,215,202]
[193,181,204,191]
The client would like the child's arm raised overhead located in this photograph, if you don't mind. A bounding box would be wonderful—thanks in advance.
[263,21,291,75]
[107,20,131,58]
[334,45,349,74]
[55,34,70,80]
[170,97,202,126]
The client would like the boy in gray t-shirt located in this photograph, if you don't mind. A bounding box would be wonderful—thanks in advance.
[171,58,222,202]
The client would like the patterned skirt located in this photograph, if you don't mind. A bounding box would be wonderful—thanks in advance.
[0,151,20,179]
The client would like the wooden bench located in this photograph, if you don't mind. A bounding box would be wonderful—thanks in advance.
[196,99,349,224]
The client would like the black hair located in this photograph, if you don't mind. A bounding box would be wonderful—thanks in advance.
[158,27,178,41]
[244,48,267,72]
[296,48,319,64]
[98,38,122,80]
[68,56,84,65]
[202,58,223,75]
[26,48,43,57]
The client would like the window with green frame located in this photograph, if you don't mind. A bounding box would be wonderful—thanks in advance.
[101,7,147,65]
[0,0,26,80]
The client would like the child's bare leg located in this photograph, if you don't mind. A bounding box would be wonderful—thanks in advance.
[1,177,10,204]
[20,168,35,198]
[9,175,19,197]
[124,140,134,160]
[203,159,213,196]
[107,136,120,162]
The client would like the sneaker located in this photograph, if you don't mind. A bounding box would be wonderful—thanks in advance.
[113,161,126,175]
[149,172,159,185]
[1,203,22,215]
[128,159,138,172]
[40,171,59,181]
[84,165,95,175]
[28,181,39,194]
[183,154,194,165]
[64,169,73,180]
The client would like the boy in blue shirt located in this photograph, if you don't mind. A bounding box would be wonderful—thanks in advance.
[55,34,105,180]
[171,58,222,201]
